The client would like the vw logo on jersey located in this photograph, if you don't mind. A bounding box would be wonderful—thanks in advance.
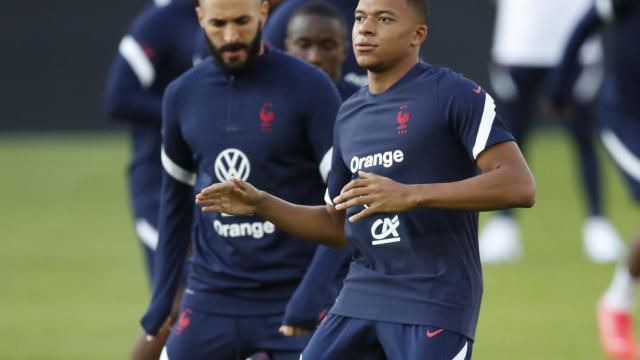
[214,148,251,182]
[370,215,401,246]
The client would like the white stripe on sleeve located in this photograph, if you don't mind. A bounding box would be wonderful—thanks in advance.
[452,342,468,360]
[135,218,159,251]
[154,0,171,6]
[119,35,156,88]
[319,148,333,183]
[324,188,334,206]
[595,0,615,22]
[159,347,170,360]
[161,147,197,186]
[472,93,497,159]
[601,130,640,182]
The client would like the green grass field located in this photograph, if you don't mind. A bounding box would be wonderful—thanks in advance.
[0,130,637,359]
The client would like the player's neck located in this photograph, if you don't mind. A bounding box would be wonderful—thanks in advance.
[368,56,419,95]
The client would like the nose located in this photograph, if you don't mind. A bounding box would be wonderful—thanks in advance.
[306,46,323,66]
[223,25,241,43]
[356,16,375,36]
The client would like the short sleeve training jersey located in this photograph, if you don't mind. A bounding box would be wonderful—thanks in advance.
[325,63,514,340]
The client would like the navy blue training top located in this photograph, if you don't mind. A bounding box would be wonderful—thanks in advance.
[325,62,514,340]
[263,0,367,86]
[141,48,343,335]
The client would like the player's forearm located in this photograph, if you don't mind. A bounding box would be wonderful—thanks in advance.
[141,177,193,335]
[283,245,351,328]
[256,192,346,248]
[562,8,603,68]
[411,164,536,211]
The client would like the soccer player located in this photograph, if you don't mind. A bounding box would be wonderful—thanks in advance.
[549,0,640,358]
[140,0,345,358]
[480,0,624,264]
[103,1,200,358]
[196,0,536,358]
[285,1,359,100]
[264,0,367,86]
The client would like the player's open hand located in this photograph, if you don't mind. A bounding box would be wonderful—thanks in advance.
[196,178,263,216]
[333,171,415,222]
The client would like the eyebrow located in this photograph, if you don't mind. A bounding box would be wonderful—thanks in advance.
[354,9,397,17]
[209,15,251,23]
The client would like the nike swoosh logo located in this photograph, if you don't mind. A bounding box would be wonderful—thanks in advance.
[426,328,445,338]
[473,86,482,94]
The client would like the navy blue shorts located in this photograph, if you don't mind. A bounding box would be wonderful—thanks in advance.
[301,314,472,360]
[600,103,640,203]
[161,307,312,360]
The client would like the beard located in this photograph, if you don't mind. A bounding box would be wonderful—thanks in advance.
[207,26,263,76]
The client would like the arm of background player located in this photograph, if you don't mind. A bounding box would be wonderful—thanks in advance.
[548,0,634,110]
[140,82,195,336]
[103,8,166,122]
[281,72,351,333]
[103,56,163,122]
[280,245,352,333]
[546,6,604,111]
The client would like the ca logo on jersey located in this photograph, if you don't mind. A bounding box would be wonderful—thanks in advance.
[214,148,251,182]
[370,215,401,246]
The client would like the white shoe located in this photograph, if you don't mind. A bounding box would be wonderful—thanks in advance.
[583,216,626,263]
[479,216,522,264]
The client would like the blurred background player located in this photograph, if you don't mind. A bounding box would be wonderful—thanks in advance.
[103,0,200,358]
[549,0,640,358]
[264,0,367,86]
[282,0,357,328]
[140,0,348,358]
[480,0,625,264]
[285,1,359,100]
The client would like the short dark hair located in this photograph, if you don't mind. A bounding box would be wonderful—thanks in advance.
[407,0,429,25]
[289,1,348,33]
[194,0,266,7]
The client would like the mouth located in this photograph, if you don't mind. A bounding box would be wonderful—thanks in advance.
[223,49,246,57]
[355,42,377,52]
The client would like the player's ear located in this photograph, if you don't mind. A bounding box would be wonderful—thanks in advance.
[260,0,270,27]
[196,6,206,30]
[411,24,428,47]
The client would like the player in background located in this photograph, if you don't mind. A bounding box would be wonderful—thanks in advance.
[282,1,358,329]
[480,0,624,264]
[285,1,359,100]
[140,0,347,358]
[548,0,640,358]
[103,1,200,358]
[264,0,367,86]
[196,0,536,358]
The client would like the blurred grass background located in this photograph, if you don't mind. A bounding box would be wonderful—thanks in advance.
[0,129,636,359]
